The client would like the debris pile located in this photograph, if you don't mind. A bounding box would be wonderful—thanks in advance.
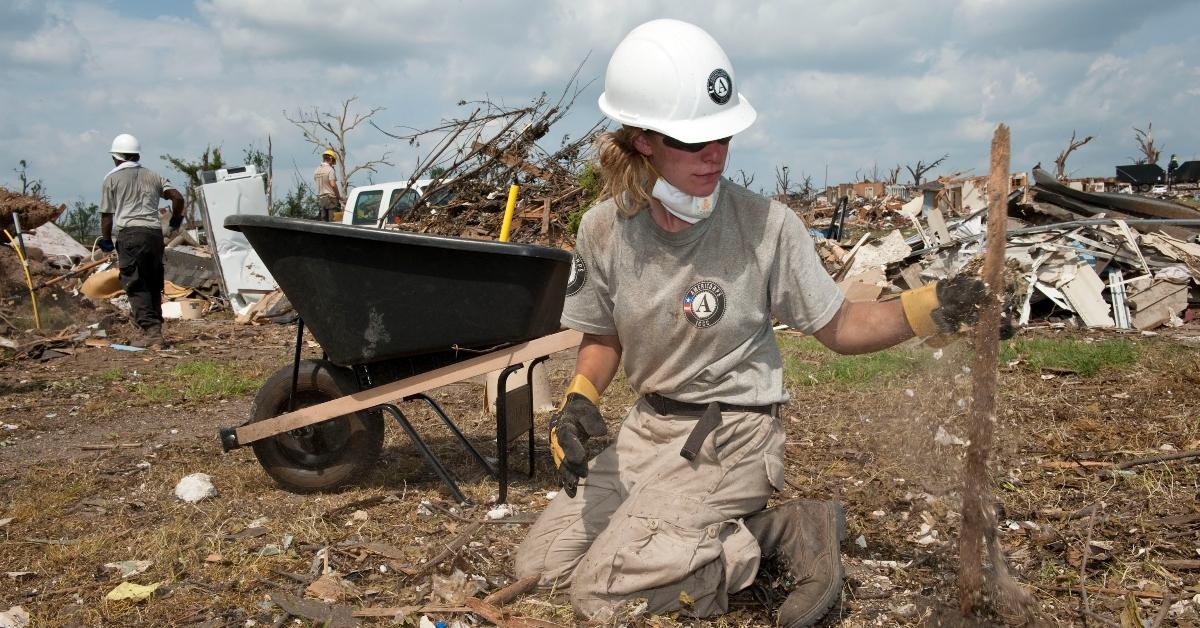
[816,167,1200,331]
[1,187,228,358]
[371,70,603,248]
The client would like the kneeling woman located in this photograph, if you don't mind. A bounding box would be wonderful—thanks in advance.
[516,18,992,627]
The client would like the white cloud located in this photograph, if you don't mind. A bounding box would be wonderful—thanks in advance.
[2,0,1199,206]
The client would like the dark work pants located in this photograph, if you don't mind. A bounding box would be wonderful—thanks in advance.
[116,226,165,331]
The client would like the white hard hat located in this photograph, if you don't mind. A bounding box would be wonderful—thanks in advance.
[598,19,756,143]
[110,133,141,156]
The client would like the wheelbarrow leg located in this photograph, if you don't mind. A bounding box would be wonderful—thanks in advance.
[288,318,305,412]
[378,404,469,504]
[409,394,496,478]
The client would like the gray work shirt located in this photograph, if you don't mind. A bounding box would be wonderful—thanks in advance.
[100,165,175,232]
[562,180,844,406]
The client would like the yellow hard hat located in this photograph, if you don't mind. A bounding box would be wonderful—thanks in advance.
[322,149,337,160]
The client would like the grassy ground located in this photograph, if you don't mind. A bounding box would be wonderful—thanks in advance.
[1,323,1198,626]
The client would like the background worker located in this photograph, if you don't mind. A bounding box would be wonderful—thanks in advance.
[98,133,185,349]
[314,149,341,221]
[514,19,1006,626]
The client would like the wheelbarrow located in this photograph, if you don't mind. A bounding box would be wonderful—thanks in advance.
[217,216,580,503]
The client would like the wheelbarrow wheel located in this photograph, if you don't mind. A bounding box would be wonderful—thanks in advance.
[249,359,384,493]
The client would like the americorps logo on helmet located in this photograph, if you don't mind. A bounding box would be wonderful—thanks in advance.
[682,280,726,328]
[566,254,588,296]
[707,69,732,105]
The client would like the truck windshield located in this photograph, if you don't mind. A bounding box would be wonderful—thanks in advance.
[386,189,419,223]
[351,190,384,225]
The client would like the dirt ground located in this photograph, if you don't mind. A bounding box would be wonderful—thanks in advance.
[1,317,1199,627]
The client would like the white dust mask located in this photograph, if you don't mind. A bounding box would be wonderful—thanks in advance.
[651,177,720,224]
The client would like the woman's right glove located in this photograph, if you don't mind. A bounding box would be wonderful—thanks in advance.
[548,374,606,498]
[901,275,1016,339]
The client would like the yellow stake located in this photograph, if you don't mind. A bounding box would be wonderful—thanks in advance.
[499,183,520,242]
[4,229,41,330]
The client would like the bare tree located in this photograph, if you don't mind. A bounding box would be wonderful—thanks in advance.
[1133,122,1161,166]
[733,169,755,188]
[798,173,815,200]
[775,164,793,196]
[1054,130,1094,180]
[905,154,949,186]
[285,97,393,199]
[887,164,902,185]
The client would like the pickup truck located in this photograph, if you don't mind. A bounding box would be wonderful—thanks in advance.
[341,179,454,227]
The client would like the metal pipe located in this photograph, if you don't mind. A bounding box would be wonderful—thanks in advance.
[499,183,520,242]
[905,218,1200,260]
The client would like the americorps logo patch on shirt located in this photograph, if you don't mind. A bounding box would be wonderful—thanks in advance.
[682,280,726,328]
[566,254,588,296]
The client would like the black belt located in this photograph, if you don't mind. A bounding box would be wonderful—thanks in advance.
[642,393,776,461]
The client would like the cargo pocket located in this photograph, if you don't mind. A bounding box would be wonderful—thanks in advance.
[606,493,726,597]
[763,450,787,492]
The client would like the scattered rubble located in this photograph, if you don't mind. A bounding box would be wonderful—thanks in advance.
[809,166,1200,332]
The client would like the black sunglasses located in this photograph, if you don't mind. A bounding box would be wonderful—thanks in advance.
[652,131,732,153]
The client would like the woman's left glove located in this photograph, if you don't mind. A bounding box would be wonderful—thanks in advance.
[549,374,606,498]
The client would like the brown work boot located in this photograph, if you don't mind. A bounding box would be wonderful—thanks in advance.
[745,499,847,627]
[130,326,165,349]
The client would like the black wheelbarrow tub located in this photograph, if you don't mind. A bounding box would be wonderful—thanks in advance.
[224,215,571,366]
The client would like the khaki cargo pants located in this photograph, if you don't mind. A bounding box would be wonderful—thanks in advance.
[515,399,786,619]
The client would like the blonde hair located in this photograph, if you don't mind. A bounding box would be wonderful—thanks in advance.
[595,127,655,217]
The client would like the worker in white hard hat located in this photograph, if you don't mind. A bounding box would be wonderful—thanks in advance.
[313,149,341,221]
[514,19,1012,626]
[99,133,186,349]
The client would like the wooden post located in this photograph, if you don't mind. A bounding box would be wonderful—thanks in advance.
[958,124,1010,615]
[540,198,551,235]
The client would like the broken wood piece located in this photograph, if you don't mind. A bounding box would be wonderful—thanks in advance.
[79,443,142,450]
[1039,460,1115,470]
[1115,449,1200,470]
[483,574,540,606]
[958,123,1010,616]
[1159,560,1200,570]
[1148,512,1200,527]
[464,597,567,628]
[352,605,472,618]
[1049,585,1165,600]
[412,520,484,577]
[470,141,555,181]
[269,591,358,627]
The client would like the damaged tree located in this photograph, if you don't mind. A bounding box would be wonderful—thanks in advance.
[906,154,949,186]
[1053,130,1094,180]
[1133,121,1162,165]
[285,97,393,200]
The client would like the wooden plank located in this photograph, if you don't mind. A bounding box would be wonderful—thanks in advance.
[470,141,554,181]
[540,199,551,235]
[959,124,1010,615]
[233,330,582,445]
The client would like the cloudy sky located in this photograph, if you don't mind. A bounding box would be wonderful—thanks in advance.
[3,0,1198,208]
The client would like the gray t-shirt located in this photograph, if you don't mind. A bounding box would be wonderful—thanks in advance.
[563,180,844,406]
[100,165,175,232]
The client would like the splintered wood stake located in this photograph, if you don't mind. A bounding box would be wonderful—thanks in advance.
[959,124,1010,615]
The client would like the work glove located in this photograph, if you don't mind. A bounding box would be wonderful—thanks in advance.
[901,275,1016,340]
[548,374,606,498]
[98,237,115,253]
[168,214,184,231]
